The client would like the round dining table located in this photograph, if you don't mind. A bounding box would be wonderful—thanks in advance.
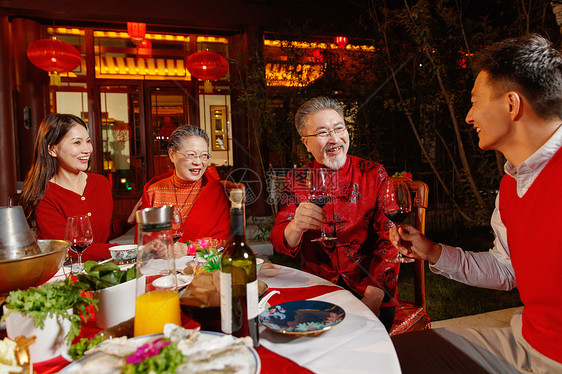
[29,260,401,374]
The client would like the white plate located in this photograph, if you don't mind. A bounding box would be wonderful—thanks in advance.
[151,273,193,289]
[59,331,261,374]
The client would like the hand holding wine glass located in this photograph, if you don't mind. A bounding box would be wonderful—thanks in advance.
[383,178,415,263]
[307,168,337,242]
[64,215,94,274]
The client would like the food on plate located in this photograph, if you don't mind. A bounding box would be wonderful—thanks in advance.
[122,337,184,374]
[179,271,221,308]
[68,335,107,360]
[0,337,21,373]
[179,271,268,309]
[65,324,256,373]
[0,335,35,373]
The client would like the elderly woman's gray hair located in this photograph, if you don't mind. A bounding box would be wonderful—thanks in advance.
[168,125,210,150]
[294,97,344,136]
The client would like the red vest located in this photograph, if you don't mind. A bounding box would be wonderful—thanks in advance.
[499,147,562,363]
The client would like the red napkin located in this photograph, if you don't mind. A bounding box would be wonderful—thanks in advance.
[266,284,343,306]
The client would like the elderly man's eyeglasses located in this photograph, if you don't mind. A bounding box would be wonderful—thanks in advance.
[302,125,347,139]
[174,150,211,161]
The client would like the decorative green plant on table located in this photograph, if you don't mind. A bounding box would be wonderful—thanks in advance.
[186,239,221,273]
[1,279,97,344]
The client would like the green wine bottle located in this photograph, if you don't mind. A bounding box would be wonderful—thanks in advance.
[220,189,259,347]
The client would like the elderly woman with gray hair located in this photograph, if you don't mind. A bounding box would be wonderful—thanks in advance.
[140,125,230,257]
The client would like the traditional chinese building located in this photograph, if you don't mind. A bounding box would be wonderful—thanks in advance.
[0,0,376,216]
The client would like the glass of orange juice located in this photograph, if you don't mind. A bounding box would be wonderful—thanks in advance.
[134,206,181,337]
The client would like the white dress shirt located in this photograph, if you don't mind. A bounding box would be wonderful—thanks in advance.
[430,124,562,290]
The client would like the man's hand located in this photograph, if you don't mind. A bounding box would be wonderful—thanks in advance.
[283,202,326,248]
[389,225,442,264]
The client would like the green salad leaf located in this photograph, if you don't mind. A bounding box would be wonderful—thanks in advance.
[68,335,107,360]
[77,260,136,291]
[1,279,97,344]
[122,340,185,374]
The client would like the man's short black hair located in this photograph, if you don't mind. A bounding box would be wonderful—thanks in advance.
[471,33,562,120]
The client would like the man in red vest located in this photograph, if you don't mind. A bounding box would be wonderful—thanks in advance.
[390,33,562,373]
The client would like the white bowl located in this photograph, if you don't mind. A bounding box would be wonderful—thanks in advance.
[92,278,136,329]
[4,306,72,363]
[109,244,138,262]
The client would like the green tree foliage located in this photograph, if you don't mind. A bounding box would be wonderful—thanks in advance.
[233,0,560,228]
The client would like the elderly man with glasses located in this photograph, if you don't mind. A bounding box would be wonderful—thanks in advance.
[270,97,399,332]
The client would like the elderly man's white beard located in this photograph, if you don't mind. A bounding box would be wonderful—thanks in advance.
[323,154,347,170]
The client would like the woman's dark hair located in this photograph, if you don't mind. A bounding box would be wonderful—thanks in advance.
[20,114,89,217]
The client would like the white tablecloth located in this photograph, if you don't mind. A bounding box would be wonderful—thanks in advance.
[258,264,402,374]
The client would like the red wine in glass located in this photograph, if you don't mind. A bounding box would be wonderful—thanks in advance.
[70,242,90,254]
[64,215,94,274]
[307,169,337,242]
[172,230,183,243]
[385,211,409,225]
[383,178,415,263]
[309,190,332,208]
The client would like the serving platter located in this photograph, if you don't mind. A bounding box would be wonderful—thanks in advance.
[60,331,260,374]
[259,300,345,337]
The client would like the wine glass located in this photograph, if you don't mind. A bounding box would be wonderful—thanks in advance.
[383,178,415,263]
[307,168,337,242]
[64,215,94,274]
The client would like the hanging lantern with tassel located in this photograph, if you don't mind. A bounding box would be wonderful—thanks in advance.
[26,36,81,86]
[335,36,348,49]
[185,50,228,94]
[136,39,152,60]
[127,22,146,44]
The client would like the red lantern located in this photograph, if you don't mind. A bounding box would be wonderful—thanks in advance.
[335,36,348,49]
[159,117,177,141]
[136,39,152,60]
[313,49,324,62]
[26,37,81,73]
[185,51,228,81]
[127,22,146,44]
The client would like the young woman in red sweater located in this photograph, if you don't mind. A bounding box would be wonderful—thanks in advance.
[20,114,140,261]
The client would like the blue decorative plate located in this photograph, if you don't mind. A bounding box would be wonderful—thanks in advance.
[259,300,345,336]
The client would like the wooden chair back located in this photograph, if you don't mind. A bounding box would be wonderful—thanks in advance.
[389,178,430,335]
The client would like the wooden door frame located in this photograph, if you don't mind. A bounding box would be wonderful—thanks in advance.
[93,79,147,194]
[143,80,196,181]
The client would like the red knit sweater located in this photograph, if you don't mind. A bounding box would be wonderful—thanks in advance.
[141,169,230,244]
[499,147,562,363]
[35,173,131,261]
